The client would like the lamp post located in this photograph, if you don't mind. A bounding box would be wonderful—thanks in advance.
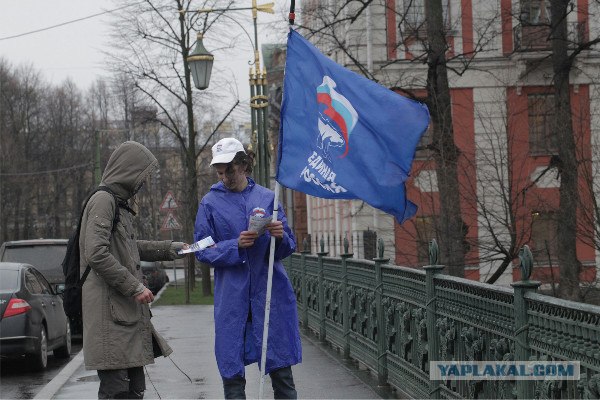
[185,1,274,187]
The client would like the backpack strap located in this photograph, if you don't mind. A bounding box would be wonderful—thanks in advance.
[96,186,121,231]
[78,186,121,286]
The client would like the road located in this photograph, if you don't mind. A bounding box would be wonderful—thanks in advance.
[0,343,82,399]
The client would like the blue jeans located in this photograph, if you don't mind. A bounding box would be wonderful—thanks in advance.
[223,366,297,399]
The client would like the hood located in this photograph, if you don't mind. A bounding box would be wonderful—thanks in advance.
[100,141,158,200]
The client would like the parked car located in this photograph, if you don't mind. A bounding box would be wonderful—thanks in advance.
[0,239,84,338]
[141,261,169,295]
[0,239,68,294]
[0,262,71,370]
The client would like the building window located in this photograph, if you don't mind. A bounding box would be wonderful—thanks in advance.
[522,0,551,25]
[528,94,557,155]
[531,211,558,262]
[415,216,436,265]
[402,0,451,35]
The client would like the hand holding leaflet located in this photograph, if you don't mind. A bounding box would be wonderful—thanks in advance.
[178,236,215,254]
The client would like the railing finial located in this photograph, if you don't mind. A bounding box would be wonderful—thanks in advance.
[320,236,325,253]
[343,235,349,254]
[429,239,439,265]
[518,245,533,281]
[377,238,385,259]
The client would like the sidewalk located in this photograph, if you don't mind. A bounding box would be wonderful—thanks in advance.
[37,303,398,399]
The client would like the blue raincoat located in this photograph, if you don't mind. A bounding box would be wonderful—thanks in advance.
[194,178,302,379]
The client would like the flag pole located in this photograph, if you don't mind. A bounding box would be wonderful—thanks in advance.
[259,4,294,398]
[258,180,280,399]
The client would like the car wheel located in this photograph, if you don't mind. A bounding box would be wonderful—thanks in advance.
[54,320,71,359]
[28,325,48,370]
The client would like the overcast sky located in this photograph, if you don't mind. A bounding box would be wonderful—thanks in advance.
[0,0,287,102]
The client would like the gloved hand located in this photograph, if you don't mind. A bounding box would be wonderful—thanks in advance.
[169,242,188,259]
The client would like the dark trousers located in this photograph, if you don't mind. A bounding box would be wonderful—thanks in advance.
[97,367,146,399]
[223,366,297,399]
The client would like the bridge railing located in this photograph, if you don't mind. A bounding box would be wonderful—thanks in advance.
[283,238,600,399]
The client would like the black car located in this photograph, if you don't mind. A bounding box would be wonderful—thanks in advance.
[0,239,68,294]
[0,262,71,370]
[141,261,169,295]
[0,239,84,337]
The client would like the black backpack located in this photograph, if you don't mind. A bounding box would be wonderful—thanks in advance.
[62,186,120,319]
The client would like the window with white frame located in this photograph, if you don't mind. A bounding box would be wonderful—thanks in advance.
[522,0,552,25]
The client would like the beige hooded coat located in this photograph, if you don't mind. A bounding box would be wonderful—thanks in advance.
[80,141,173,370]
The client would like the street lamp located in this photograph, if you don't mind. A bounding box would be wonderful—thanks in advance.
[187,33,214,90]
[183,1,274,187]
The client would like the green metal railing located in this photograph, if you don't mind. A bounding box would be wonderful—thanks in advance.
[284,238,600,399]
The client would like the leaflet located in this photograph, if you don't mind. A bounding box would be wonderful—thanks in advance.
[177,236,215,254]
[248,207,271,235]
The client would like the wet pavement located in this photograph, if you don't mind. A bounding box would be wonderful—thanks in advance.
[39,302,402,399]
[0,343,82,399]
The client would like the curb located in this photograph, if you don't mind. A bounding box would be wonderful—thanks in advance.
[33,350,84,400]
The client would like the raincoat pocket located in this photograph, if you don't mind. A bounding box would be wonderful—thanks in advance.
[108,290,141,326]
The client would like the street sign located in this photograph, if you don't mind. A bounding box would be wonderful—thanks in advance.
[160,191,178,211]
[161,211,182,231]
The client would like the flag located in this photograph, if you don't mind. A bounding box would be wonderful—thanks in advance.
[276,30,430,223]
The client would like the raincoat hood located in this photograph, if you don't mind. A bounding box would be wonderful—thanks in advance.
[100,141,158,200]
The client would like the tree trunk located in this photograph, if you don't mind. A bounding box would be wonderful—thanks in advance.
[425,0,466,276]
[177,2,207,296]
[552,0,580,300]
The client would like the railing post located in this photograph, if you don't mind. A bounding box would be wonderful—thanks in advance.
[374,238,390,386]
[424,239,444,399]
[301,237,310,330]
[511,245,540,400]
[340,236,353,359]
[317,236,328,341]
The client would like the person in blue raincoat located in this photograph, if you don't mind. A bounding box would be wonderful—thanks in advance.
[194,137,301,399]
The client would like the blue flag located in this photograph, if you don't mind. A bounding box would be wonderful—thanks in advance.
[276,30,430,224]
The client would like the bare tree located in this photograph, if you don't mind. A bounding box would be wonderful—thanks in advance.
[107,0,245,296]
[0,61,97,241]
[543,1,600,299]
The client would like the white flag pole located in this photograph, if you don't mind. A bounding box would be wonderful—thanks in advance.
[258,180,281,399]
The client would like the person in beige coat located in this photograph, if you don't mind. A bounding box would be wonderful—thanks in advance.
[80,141,186,399]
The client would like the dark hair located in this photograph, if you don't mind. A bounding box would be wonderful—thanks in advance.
[231,150,255,174]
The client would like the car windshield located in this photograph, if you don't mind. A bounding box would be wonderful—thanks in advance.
[0,269,19,291]
[2,245,66,283]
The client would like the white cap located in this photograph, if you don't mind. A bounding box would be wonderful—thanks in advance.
[210,138,246,165]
